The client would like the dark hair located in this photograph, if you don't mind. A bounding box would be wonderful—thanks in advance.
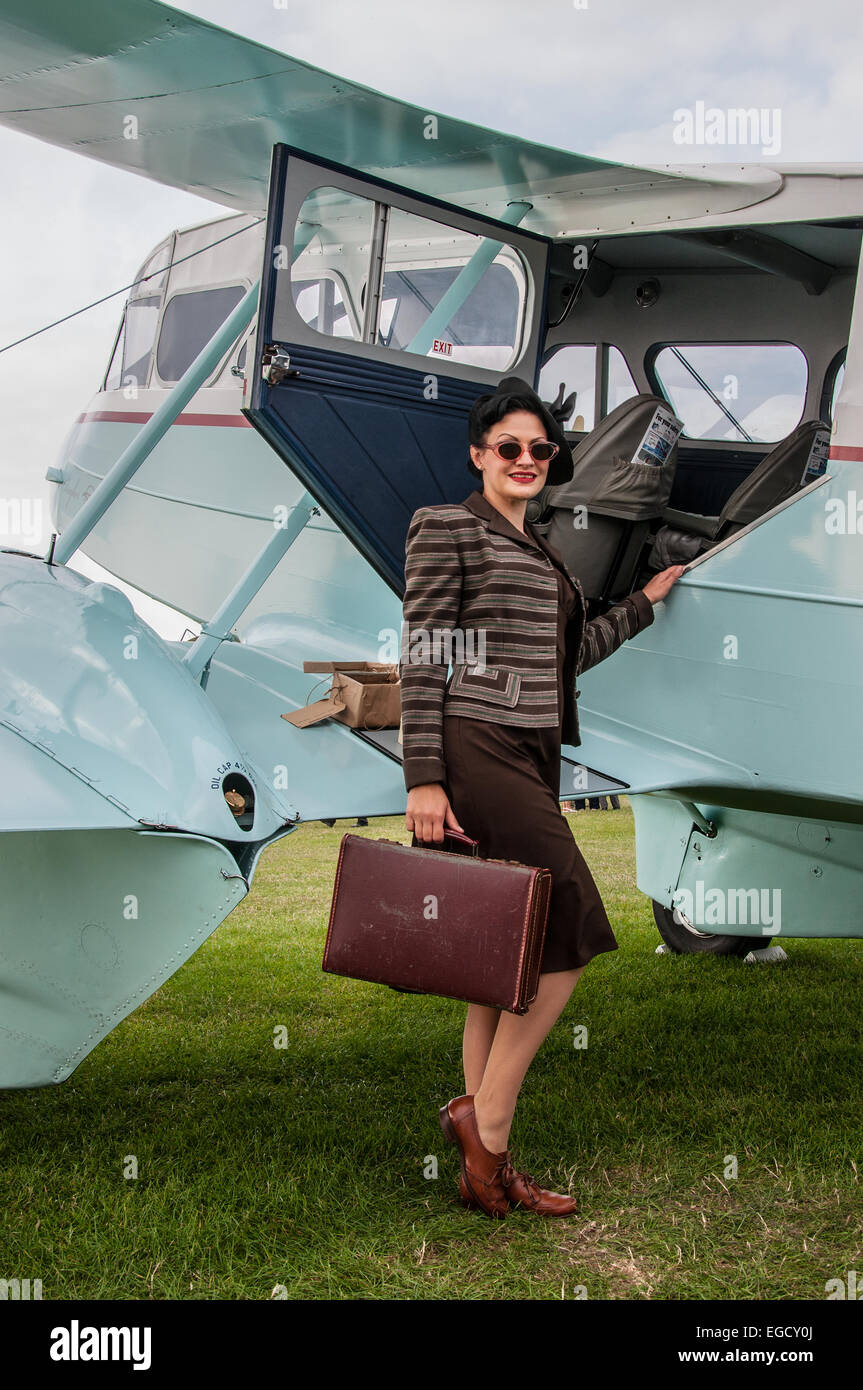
[467,392,546,480]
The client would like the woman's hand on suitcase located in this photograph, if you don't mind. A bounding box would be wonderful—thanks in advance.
[406,784,464,845]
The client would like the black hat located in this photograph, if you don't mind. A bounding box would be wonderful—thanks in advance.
[472,375,574,486]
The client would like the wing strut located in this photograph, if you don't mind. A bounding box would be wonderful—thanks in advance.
[182,492,321,682]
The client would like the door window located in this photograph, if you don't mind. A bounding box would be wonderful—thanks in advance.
[289,187,376,341]
[279,185,528,371]
[292,277,353,339]
[375,206,525,368]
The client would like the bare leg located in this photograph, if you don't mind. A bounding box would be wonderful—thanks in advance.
[472,966,585,1152]
[463,1003,502,1094]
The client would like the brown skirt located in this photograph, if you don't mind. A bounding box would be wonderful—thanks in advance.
[441,713,619,974]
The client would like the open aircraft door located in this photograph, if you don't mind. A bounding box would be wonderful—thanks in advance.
[243,146,553,593]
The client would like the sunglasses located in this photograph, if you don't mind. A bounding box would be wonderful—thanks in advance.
[480,439,560,465]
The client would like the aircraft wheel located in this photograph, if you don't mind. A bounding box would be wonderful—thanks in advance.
[652,900,763,957]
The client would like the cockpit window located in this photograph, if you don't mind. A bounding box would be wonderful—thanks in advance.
[103,298,162,391]
[653,343,808,443]
[156,285,246,383]
[103,240,173,392]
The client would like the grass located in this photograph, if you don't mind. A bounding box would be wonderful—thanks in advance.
[0,803,860,1300]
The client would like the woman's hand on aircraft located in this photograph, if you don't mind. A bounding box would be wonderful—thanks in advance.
[642,564,686,605]
[406,783,464,845]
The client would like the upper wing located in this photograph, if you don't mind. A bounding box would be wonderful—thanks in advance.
[0,0,781,229]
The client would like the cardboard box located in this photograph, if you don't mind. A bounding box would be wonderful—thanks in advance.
[282,661,401,730]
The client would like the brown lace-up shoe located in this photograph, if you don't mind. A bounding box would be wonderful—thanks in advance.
[439,1095,509,1219]
[459,1161,578,1217]
[503,1158,579,1216]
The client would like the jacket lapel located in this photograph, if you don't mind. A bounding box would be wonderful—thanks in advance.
[460,489,543,550]
[459,488,583,591]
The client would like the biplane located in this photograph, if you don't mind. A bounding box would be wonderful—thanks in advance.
[1,0,861,1087]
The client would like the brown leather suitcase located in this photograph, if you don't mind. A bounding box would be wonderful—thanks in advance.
[322,829,552,1013]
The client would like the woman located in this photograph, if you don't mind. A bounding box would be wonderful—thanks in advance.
[400,376,684,1219]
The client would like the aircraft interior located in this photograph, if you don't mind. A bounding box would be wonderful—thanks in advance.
[531,218,861,616]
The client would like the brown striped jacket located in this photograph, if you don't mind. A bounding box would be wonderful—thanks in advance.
[399,488,655,791]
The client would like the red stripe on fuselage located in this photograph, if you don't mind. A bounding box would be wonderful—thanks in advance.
[828,445,863,461]
[76,410,251,427]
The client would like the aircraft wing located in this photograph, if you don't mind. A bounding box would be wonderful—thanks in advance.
[0,0,781,232]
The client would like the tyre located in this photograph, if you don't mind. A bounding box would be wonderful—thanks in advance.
[652,899,764,957]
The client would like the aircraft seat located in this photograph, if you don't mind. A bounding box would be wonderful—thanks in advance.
[526,394,683,604]
[647,418,831,570]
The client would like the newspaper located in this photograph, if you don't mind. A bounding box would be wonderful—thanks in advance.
[632,405,684,467]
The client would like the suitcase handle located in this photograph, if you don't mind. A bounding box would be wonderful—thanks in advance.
[410,827,479,856]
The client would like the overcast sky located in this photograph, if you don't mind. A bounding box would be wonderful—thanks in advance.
[1,0,861,632]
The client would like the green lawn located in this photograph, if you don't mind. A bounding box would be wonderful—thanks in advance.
[1,804,860,1300]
